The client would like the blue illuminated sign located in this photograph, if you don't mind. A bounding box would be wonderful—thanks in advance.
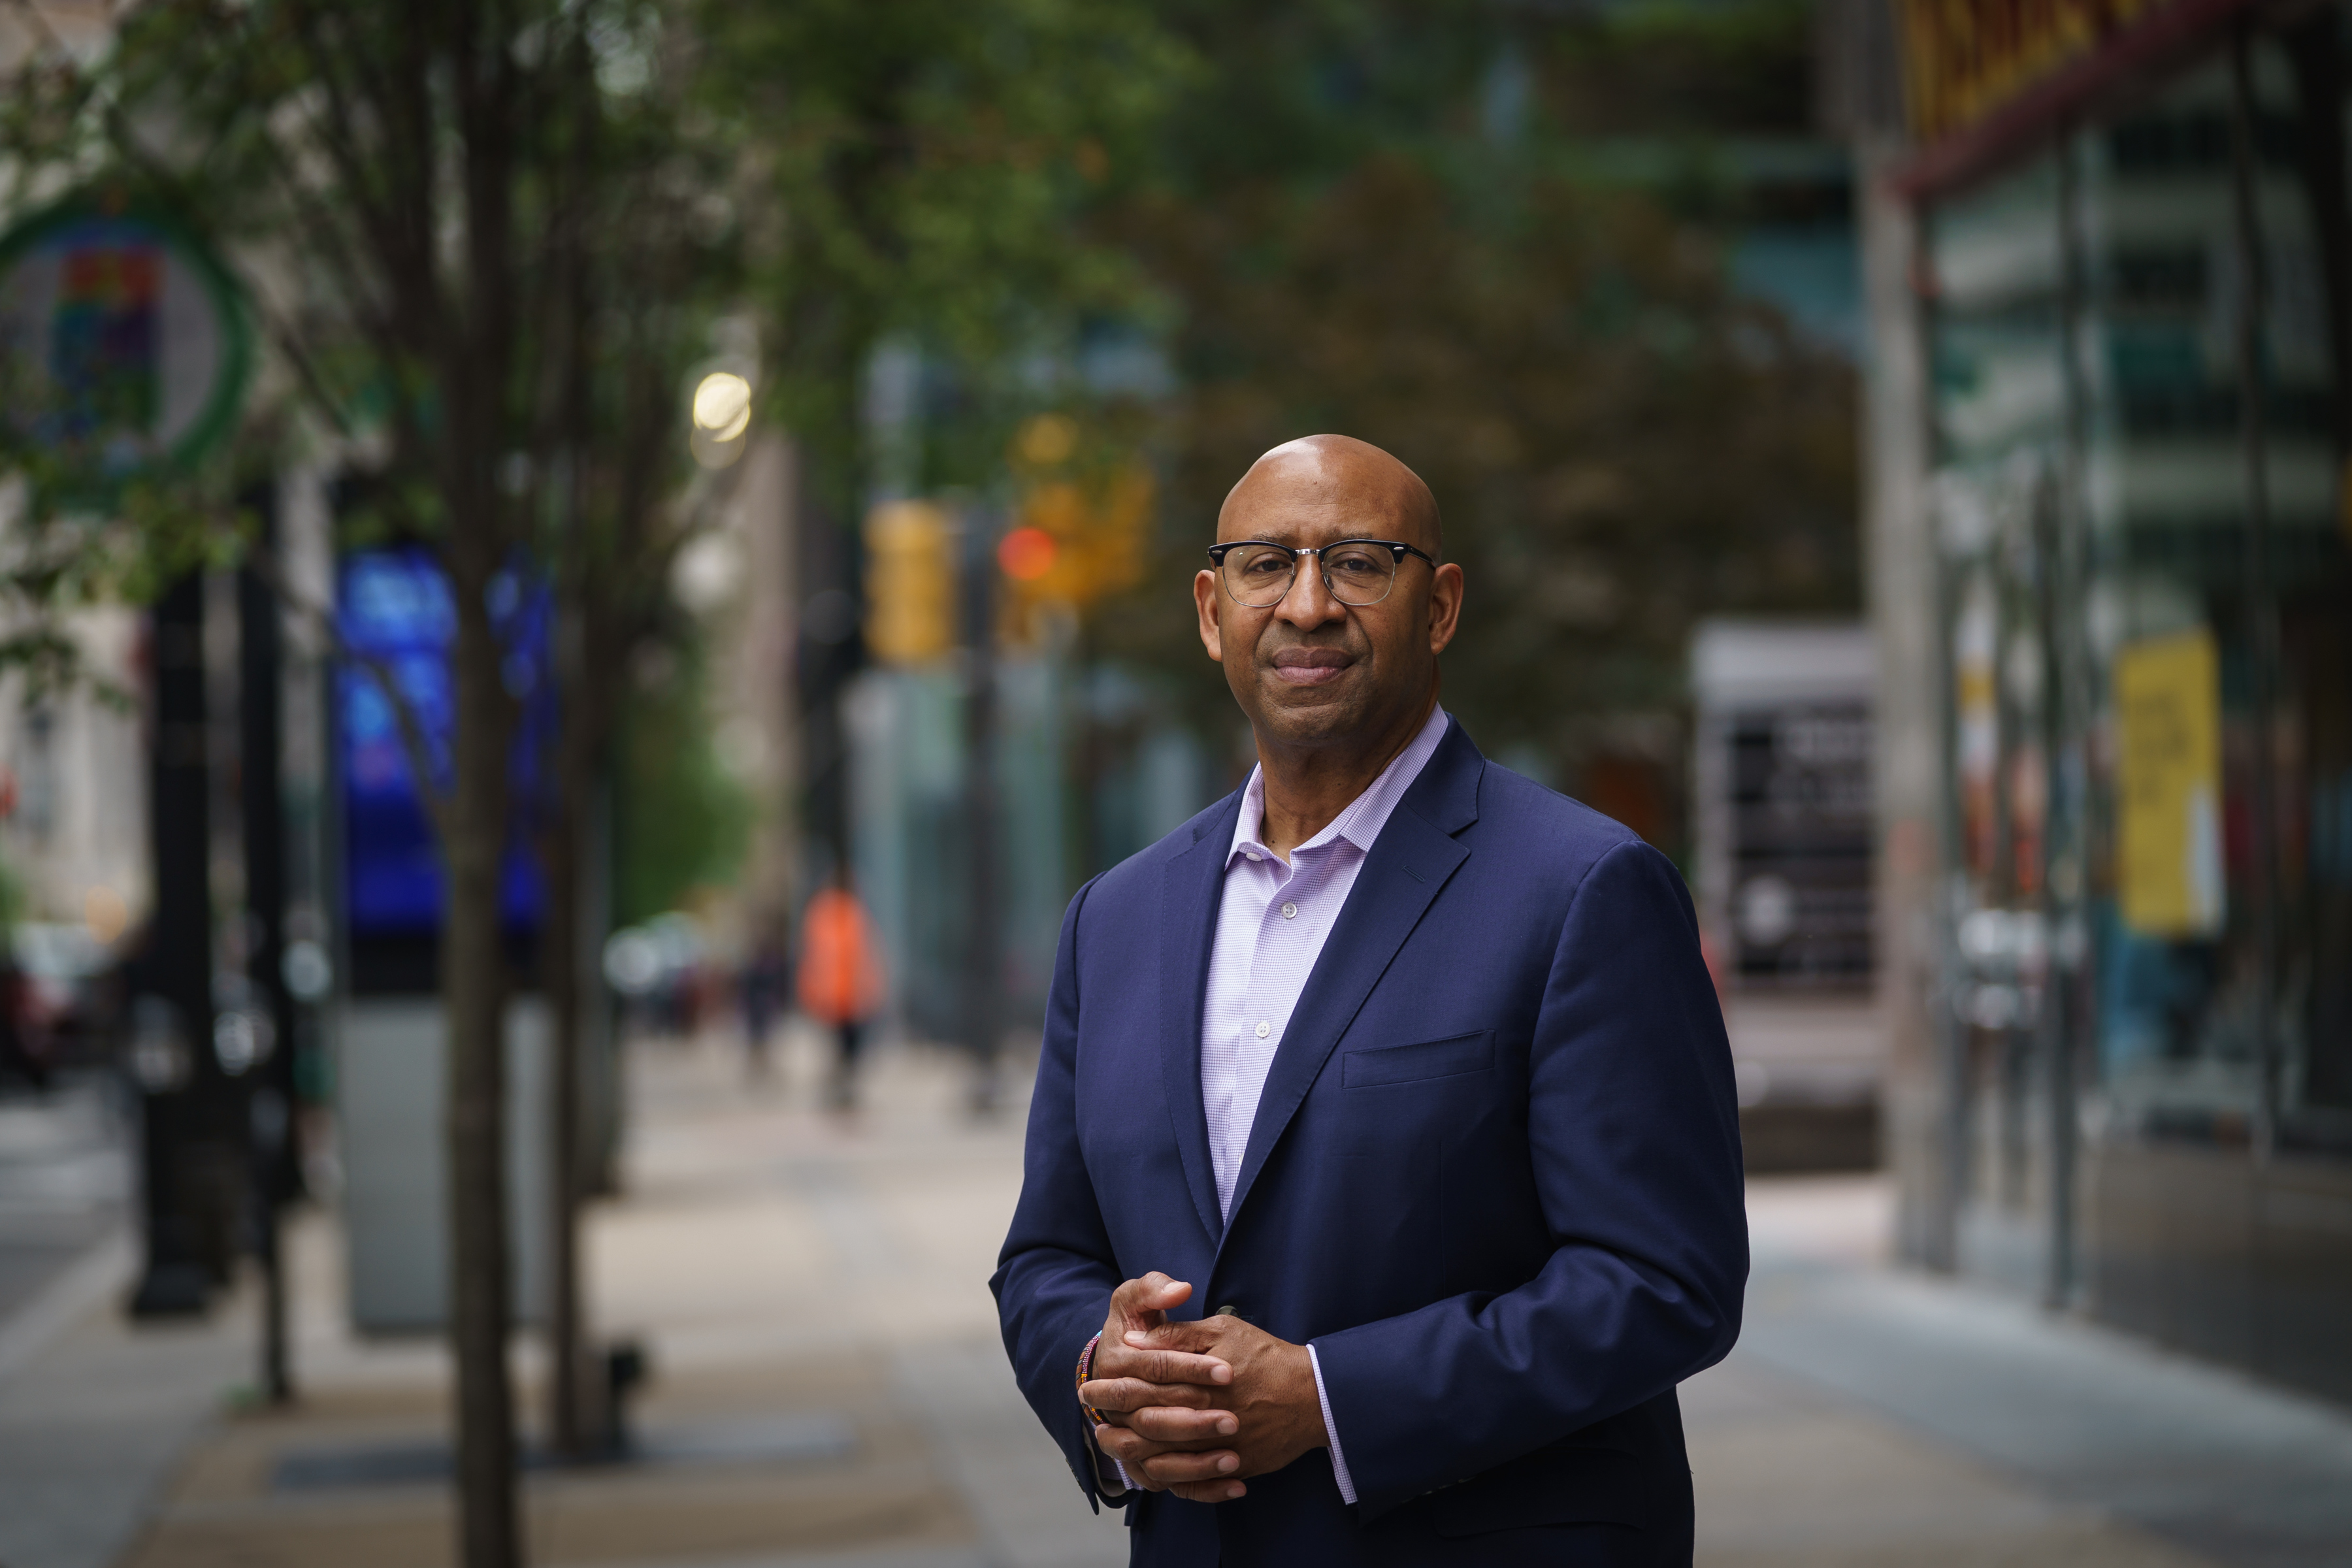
[338,547,551,939]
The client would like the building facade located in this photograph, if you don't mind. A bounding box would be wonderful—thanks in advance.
[1842,0,2352,1402]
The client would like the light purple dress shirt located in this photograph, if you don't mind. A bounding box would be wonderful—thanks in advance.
[1094,704,1450,1507]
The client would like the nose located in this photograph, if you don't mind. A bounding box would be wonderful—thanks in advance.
[1274,547,1344,629]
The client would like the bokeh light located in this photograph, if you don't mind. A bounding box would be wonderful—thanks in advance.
[691,371,753,440]
[998,526,1057,581]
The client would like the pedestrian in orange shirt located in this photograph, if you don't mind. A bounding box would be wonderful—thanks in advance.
[796,876,884,1112]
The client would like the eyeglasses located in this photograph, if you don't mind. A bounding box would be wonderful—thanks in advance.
[1206,538,1438,608]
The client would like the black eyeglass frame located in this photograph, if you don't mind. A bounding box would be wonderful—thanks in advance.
[1205,538,1440,607]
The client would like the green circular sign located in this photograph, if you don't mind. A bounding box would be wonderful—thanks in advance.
[0,193,253,487]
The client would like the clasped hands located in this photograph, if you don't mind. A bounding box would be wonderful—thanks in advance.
[1080,1271,1326,1503]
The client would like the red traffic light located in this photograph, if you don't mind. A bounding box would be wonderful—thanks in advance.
[998,526,1057,582]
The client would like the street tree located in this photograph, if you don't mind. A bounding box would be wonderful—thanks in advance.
[1,3,741,1562]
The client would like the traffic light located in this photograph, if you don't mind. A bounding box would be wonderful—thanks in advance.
[863,500,956,666]
[1000,414,1152,643]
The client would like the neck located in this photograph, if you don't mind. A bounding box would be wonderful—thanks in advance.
[1254,692,1438,860]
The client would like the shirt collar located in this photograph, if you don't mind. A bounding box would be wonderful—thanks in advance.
[1228,704,1450,868]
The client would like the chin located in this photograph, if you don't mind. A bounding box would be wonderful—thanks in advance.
[1254,688,1365,745]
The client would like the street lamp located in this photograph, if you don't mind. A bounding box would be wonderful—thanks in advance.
[689,369,753,468]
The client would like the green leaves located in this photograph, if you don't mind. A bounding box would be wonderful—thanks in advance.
[1091,0,1858,787]
[695,0,1189,501]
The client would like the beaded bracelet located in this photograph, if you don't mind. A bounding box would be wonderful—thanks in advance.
[1075,1330,1107,1428]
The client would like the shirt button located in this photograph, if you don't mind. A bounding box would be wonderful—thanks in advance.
[1255,1021,1271,1039]
[1281,902,1298,919]
[1245,851,1262,862]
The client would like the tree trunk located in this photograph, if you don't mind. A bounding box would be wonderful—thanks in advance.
[540,616,593,1458]
[445,572,522,1568]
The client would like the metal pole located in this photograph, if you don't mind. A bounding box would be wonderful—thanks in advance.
[240,529,298,1403]
[1912,191,1968,1275]
[129,574,221,1319]
[2044,128,2089,1310]
[2229,20,2283,1161]
[962,506,1003,1115]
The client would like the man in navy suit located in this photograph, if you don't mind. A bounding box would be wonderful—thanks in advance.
[992,434,1747,1565]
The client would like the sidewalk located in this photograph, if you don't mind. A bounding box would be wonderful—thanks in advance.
[1703,1177,2352,1568]
[0,1075,131,1334]
[2,1028,2348,1567]
[75,1026,1127,1568]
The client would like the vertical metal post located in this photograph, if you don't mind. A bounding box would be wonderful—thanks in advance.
[1933,557,1970,1273]
[2229,21,2283,1161]
[2044,128,2090,1309]
[1908,189,1969,1274]
[962,506,1003,1115]
[240,509,297,1403]
[129,574,223,1318]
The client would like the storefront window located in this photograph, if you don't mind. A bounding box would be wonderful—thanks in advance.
[1929,149,2073,1228]
[1930,25,2352,1171]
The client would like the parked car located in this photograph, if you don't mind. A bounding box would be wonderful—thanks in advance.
[5,923,120,1085]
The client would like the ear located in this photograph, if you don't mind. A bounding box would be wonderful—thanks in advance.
[1426,561,1463,655]
[1194,568,1224,662]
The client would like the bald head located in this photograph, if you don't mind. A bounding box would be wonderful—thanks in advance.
[1195,430,1463,802]
[1218,434,1443,559]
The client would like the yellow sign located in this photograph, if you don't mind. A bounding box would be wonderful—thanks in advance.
[864,500,956,666]
[1902,0,2159,140]
[2114,628,2223,937]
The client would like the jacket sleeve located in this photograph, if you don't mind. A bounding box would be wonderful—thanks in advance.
[1308,839,1749,1522]
[988,876,1132,1510]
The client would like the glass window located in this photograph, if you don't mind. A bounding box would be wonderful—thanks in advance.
[1928,149,2074,1228]
[2084,39,2352,1152]
[1929,22,2352,1169]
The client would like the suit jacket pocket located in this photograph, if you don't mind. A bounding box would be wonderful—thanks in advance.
[1422,1440,1682,1536]
[1342,1030,1494,1088]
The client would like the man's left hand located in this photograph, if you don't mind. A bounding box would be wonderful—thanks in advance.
[1085,1313,1328,1494]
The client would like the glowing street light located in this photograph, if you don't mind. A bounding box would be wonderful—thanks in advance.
[692,372,752,440]
[689,368,754,468]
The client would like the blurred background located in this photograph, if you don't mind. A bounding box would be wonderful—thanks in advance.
[0,1,2349,1566]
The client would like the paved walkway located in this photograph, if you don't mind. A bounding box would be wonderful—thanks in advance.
[0,1075,131,1335]
[1696,1178,2352,1567]
[1,1026,2348,1567]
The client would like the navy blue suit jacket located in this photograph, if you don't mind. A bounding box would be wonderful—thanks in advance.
[992,720,1747,1567]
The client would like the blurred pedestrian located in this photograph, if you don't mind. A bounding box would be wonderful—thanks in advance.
[795,878,883,1112]
[738,923,789,1083]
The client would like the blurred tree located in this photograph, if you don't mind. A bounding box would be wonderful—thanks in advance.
[693,0,1189,871]
[1,1,740,1556]
[1091,0,1857,830]
[1113,154,1855,780]
[525,25,745,1464]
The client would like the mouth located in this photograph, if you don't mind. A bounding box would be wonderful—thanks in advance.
[1269,647,1355,688]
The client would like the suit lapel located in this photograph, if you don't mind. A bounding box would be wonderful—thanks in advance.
[1219,725,1484,1239]
[1160,794,1241,1245]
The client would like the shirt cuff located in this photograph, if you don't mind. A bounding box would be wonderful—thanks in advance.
[1306,1342,1357,1505]
[1086,1423,1135,1495]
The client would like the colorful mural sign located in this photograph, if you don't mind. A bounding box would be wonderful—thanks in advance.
[0,195,251,488]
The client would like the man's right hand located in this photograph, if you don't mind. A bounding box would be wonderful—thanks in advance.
[1083,1273,1249,1503]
